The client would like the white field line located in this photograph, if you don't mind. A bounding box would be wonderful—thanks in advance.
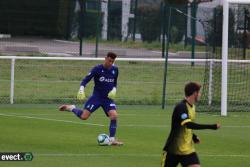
[0,113,105,127]
[0,113,250,128]
[0,113,165,128]
[34,153,250,158]
[2,111,250,118]
[4,112,250,118]
[0,113,148,116]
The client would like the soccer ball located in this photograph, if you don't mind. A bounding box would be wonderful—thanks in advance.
[97,133,110,146]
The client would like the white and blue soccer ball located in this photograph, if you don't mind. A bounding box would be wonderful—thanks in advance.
[97,133,110,146]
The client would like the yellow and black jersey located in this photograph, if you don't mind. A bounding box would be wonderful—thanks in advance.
[163,99,196,155]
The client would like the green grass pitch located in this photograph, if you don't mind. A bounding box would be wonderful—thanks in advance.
[0,104,250,167]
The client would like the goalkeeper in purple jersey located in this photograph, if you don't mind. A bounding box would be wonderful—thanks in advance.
[59,52,123,145]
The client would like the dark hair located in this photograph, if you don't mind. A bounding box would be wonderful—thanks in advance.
[184,82,201,97]
[107,52,117,59]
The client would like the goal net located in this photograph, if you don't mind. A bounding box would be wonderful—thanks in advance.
[202,0,250,114]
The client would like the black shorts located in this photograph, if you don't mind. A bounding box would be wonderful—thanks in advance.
[161,151,200,167]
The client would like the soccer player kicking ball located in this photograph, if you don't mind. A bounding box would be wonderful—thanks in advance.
[161,82,220,167]
[59,52,123,146]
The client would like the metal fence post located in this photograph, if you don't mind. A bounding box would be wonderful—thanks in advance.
[79,0,86,56]
[132,0,138,41]
[161,2,167,59]
[162,6,172,110]
[191,0,197,66]
[95,0,101,57]
[243,9,248,60]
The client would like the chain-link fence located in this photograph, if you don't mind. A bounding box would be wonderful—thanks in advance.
[1,0,250,111]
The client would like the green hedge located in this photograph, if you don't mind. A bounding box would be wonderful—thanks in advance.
[81,10,101,38]
[137,4,186,43]
[0,0,73,37]
[206,6,235,47]
[137,4,161,42]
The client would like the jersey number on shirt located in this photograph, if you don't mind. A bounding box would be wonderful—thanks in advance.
[87,104,95,110]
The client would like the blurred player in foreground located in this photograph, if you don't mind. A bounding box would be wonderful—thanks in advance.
[59,52,122,145]
[162,82,220,167]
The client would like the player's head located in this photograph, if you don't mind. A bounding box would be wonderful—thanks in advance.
[104,52,117,69]
[184,82,201,103]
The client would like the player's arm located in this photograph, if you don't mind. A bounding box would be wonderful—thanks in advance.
[114,68,118,88]
[192,133,200,144]
[77,67,96,100]
[108,68,118,99]
[185,122,220,130]
[178,103,220,130]
[80,67,96,87]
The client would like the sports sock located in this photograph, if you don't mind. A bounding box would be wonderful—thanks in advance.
[109,120,117,138]
[72,108,83,118]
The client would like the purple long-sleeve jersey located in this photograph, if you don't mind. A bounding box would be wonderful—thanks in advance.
[80,64,118,98]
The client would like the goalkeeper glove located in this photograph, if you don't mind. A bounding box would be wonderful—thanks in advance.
[77,86,86,100]
[108,87,116,99]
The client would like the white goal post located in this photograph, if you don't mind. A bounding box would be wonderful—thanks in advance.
[222,0,250,116]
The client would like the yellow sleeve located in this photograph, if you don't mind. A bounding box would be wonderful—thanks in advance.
[181,119,191,126]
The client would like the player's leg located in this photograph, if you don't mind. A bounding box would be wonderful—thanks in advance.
[107,110,118,140]
[81,95,101,120]
[107,110,123,145]
[59,95,100,120]
[102,99,123,145]
[161,151,180,167]
[187,165,200,167]
[180,152,200,167]
[59,104,91,120]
